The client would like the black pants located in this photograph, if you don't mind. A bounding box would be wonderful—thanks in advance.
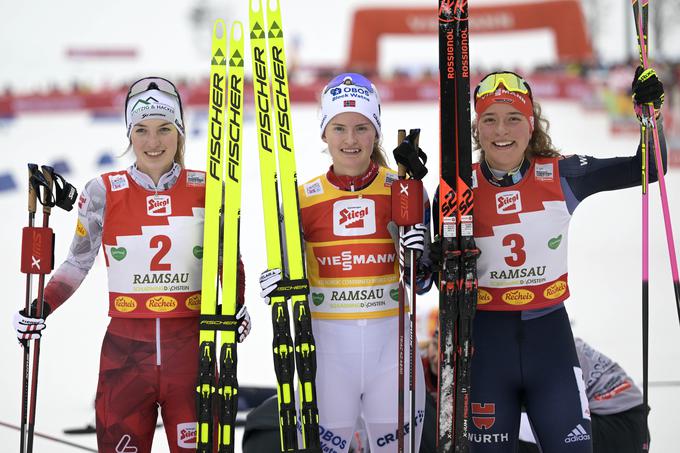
[517,404,649,453]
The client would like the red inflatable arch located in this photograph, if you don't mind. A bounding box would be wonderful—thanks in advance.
[347,0,592,71]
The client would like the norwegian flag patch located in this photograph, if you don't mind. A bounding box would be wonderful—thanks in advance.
[344,100,356,108]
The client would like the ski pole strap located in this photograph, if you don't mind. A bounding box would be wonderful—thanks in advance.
[199,314,238,331]
[52,172,78,211]
[270,278,310,297]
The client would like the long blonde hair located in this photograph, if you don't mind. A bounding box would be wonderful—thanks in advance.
[473,100,561,161]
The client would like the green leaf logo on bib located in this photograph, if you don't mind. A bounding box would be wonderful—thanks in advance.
[193,246,203,259]
[390,289,399,301]
[111,247,127,261]
[312,293,324,306]
[548,235,563,250]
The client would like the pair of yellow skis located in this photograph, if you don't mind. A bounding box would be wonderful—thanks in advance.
[198,1,320,451]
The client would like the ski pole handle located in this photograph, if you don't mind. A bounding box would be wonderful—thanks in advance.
[40,166,55,215]
[27,164,39,215]
[397,129,407,178]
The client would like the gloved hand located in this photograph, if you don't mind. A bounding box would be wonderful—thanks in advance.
[259,268,283,305]
[392,129,428,180]
[235,305,251,343]
[13,308,46,346]
[401,223,428,253]
[632,66,664,119]
[429,235,443,270]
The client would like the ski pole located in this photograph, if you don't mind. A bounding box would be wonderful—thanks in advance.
[19,164,40,453]
[26,165,55,453]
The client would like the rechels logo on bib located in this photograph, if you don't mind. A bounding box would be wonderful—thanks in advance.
[146,195,172,216]
[495,191,521,214]
[333,198,376,236]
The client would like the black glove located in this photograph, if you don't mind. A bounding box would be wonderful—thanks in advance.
[632,66,664,110]
[392,129,428,180]
[429,235,443,270]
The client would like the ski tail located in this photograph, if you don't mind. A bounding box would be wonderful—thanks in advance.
[249,0,300,449]
[196,19,228,453]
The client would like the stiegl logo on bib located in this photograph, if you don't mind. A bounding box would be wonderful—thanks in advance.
[146,195,172,216]
[333,198,376,236]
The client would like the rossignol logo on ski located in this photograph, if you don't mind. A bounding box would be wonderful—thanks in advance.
[495,191,521,214]
[333,198,376,236]
[146,195,172,216]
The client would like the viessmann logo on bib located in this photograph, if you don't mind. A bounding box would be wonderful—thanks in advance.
[333,198,376,236]
[146,195,172,216]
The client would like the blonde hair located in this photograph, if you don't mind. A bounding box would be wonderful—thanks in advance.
[473,100,561,161]
[371,139,389,168]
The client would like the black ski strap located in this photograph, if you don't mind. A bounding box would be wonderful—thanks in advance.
[271,278,310,298]
[199,314,238,331]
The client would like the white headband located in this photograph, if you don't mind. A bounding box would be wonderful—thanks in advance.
[126,89,184,137]
[319,77,381,138]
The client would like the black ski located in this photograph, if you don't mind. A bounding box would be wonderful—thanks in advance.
[436,1,479,452]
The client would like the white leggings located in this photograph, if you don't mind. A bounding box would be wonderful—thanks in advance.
[312,316,425,453]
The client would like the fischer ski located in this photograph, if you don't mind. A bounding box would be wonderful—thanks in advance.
[249,0,321,451]
[436,1,479,452]
[196,19,245,453]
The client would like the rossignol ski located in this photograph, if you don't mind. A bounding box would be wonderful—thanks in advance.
[436,1,479,452]
[249,0,321,451]
[196,19,244,453]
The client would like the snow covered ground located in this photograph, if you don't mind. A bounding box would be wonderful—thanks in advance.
[1,99,679,452]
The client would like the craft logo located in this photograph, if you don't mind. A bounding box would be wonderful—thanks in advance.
[147,195,172,216]
[495,191,521,214]
[114,296,137,313]
[471,402,495,430]
[333,198,376,236]
[177,422,197,448]
[109,174,129,192]
[146,295,178,313]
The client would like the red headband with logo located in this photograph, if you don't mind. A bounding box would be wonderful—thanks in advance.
[475,88,535,133]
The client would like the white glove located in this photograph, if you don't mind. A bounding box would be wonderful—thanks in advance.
[401,223,428,253]
[13,310,46,345]
[235,305,251,343]
[259,268,283,305]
